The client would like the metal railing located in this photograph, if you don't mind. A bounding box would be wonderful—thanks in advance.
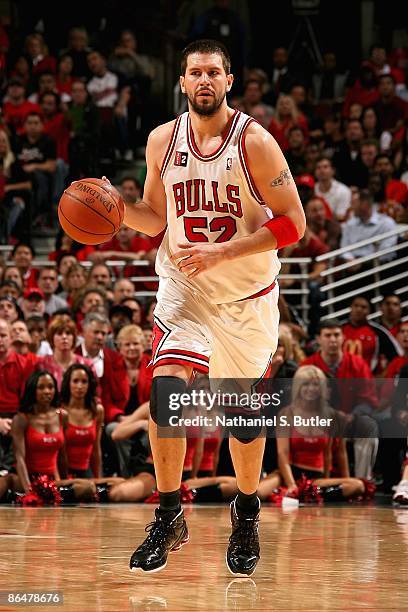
[3,223,407,327]
[279,257,312,323]
[1,247,313,321]
[316,225,408,321]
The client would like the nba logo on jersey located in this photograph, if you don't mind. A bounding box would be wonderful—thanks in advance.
[226,158,232,170]
[175,151,188,167]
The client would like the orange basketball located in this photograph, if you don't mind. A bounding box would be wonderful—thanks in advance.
[58,178,124,245]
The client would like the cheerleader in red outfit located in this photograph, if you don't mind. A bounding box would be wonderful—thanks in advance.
[60,363,104,478]
[11,370,65,491]
[257,366,365,501]
[2,370,97,503]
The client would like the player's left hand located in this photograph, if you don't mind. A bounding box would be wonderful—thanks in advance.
[171,243,226,278]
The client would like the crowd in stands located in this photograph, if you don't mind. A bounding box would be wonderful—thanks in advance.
[0,9,408,505]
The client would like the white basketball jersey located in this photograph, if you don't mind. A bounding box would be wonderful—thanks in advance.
[156,110,280,304]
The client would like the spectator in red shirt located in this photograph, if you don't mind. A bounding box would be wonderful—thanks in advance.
[10,320,31,355]
[86,176,144,263]
[280,226,328,281]
[98,225,151,262]
[294,172,314,200]
[342,296,380,371]
[19,287,46,321]
[281,226,328,335]
[0,319,36,471]
[28,71,70,105]
[37,315,94,389]
[0,21,9,73]
[24,33,56,77]
[40,92,70,163]
[9,56,31,90]
[10,242,37,289]
[305,196,342,251]
[120,175,163,282]
[106,323,152,476]
[301,319,379,478]
[374,154,408,207]
[380,322,408,406]
[379,293,402,337]
[75,312,130,425]
[56,55,74,98]
[268,94,308,152]
[368,44,405,85]
[373,74,406,136]
[47,231,94,263]
[343,63,379,117]
[2,78,41,136]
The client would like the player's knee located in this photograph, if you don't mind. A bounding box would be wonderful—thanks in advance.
[225,406,263,443]
[230,431,263,444]
[150,376,188,427]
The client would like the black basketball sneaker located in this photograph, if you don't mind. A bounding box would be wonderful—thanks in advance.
[226,498,260,576]
[129,507,189,573]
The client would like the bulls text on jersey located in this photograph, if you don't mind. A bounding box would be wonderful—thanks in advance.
[172,179,242,218]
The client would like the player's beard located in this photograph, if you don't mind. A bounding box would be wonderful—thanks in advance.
[187,89,226,116]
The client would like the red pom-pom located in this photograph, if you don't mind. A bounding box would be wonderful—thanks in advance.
[144,483,195,505]
[267,487,288,506]
[296,475,323,504]
[180,483,195,504]
[358,479,376,501]
[31,475,62,506]
[144,489,160,504]
[268,476,323,506]
[16,492,43,507]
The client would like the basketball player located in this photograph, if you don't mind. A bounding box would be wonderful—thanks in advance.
[121,39,305,576]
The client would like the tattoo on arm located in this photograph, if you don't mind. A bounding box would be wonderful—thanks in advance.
[270,168,292,187]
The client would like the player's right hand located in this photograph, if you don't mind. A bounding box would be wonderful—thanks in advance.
[102,175,112,185]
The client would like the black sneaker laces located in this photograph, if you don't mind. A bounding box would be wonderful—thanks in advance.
[141,515,177,549]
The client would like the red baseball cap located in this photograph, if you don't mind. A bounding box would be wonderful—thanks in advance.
[23,288,45,300]
[296,174,315,189]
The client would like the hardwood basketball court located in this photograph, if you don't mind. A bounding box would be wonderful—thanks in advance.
[0,504,407,611]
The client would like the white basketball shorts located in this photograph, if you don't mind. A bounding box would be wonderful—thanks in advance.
[151,277,279,379]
